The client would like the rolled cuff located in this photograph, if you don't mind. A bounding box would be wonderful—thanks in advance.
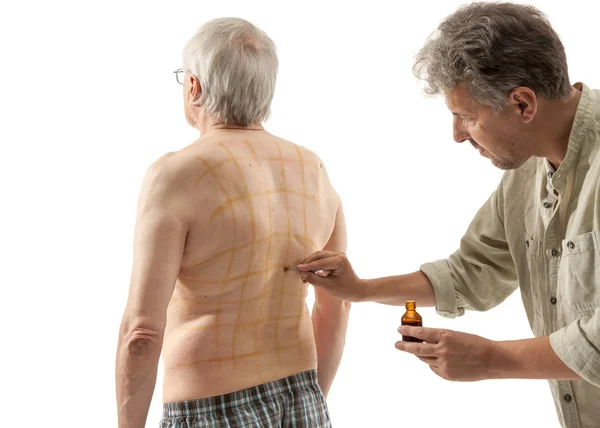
[420,259,465,319]
[550,319,600,387]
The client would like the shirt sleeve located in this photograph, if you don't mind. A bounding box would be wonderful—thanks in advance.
[420,177,519,318]
[550,301,600,386]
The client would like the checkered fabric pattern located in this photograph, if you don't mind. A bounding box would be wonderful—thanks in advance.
[160,370,331,427]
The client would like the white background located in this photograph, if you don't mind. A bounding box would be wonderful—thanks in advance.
[2,0,599,427]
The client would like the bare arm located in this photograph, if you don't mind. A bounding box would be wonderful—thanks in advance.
[297,256,436,307]
[116,155,188,428]
[362,271,436,306]
[489,337,580,380]
[311,203,351,398]
[493,308,600,383]
[299,181,516,316]
[396,326,581,382]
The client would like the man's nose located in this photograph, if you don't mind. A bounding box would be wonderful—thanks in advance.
[453,118,470,143]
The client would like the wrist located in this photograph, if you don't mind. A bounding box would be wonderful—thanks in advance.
[357,278,371,302]
[487,340,515,380]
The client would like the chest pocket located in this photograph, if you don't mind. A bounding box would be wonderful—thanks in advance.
[558,231,600,313]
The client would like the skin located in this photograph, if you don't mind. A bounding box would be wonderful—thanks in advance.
[296,82,584,382]
[115,71,351,428]
[449,83,581,170]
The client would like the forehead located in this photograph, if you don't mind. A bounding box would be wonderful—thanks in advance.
[445,84,480,114]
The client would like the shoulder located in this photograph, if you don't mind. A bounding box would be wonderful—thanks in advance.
[272,136,321,165]
[138,146,214,211]
[588,88,600,129]
[294,142,323,167]
[291,142,342,206]
[143,151,191,194]
[145,142,226,189]
[137,148,222,227]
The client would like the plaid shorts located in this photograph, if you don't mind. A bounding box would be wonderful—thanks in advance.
[160,370,331,427]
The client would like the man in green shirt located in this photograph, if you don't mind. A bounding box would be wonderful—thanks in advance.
[297,3,600,427]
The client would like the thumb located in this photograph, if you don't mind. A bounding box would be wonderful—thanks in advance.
[315,269,332,277]
[301,272,333,287]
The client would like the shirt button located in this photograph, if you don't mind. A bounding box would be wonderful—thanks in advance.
[550,297,557,305]
[567,241,575,250]
[551,248,559,257]
[548,172,554,179]
[564,394,572,402]
[525,240,530,248]
[543,202,553,209]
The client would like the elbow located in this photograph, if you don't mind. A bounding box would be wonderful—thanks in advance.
[119,319,165,357]
[125,329,163,356]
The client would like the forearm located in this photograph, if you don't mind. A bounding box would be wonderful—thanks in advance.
[488,336,581,380]
[311,296,351,398]
[361,270,436,307]
[116,331,163,428]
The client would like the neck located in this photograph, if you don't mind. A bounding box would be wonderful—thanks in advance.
[534,86,582,169]
[198,116,264,136]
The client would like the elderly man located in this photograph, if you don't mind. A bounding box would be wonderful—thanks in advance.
[297,3,600,428]
[115,18,350,428]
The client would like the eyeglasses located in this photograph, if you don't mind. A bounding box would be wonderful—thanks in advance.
[173,68,184,85]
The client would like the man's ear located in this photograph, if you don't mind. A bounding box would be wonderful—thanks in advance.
[508,87,537,123]
[189,74,202,103]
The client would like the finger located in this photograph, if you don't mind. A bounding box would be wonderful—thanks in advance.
[299,251,342,266]
[416,356,438,364]
[301,272,336,288]
[394,341,438,357]
[299,270,328,277]
[397,326,443,344]
[297,256,344,273]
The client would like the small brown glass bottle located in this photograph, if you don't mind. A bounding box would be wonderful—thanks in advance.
[401,300,423,343]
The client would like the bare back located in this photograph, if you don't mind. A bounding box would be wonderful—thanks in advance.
[162,129,339,402]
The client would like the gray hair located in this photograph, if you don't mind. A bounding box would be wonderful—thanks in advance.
[183,18,278,126]
[413,2,572,111]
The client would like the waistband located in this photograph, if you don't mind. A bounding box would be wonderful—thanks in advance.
[162,370,319,418]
